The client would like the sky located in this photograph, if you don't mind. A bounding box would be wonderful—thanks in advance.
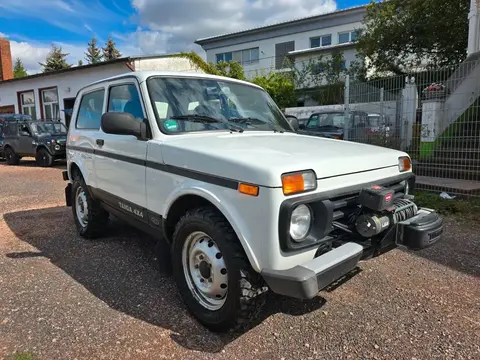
[0,0,367,75]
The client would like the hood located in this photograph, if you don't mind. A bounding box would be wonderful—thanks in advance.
[160,131,407,187]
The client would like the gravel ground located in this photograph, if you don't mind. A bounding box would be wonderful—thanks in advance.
[0,159,479,360]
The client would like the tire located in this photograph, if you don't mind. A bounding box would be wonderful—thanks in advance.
[71,172,109,238]
[35,148,54,167]
[172,207,267,332]
[5,147,20,165]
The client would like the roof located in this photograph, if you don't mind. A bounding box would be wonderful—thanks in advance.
[78,70,265,93]
[287,42,357,56]
[195,5,367,45]
[0,54,182,85]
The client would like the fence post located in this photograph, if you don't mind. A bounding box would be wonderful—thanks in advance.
[344,74,350,140]
[380,87,385,138]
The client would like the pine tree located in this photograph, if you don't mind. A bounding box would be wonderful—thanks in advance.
[85,36,103,64]
[13,57,28,78]
[78,60,83,66]
[102,36,122,61]
[39,44,71,73]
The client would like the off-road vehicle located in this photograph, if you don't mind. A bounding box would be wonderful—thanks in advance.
[62,71,444,332]
[2,118,67,166]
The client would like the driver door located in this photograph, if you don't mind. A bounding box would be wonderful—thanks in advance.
[17,124,34,155]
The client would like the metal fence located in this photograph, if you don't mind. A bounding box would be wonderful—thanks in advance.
[286,57,480,198]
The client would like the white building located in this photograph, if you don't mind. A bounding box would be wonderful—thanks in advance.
[195,6,367,82]
[0,41,202,127]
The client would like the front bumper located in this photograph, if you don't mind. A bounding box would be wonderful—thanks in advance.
[263,206,443,300]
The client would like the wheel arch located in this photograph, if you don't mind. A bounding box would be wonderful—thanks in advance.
[163,190,260,272]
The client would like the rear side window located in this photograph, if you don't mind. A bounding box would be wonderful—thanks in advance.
[76,89,105,129]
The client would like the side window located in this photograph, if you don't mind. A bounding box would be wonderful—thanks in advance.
[307,115,319,128]
[108,84,144,120]
[76,89,105,129]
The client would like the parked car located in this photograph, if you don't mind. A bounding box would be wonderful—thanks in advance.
[297,110,371,141]
[63,71,444,332]
[2,119,67,166]
[367,112,393,137]
[0,123,4,160]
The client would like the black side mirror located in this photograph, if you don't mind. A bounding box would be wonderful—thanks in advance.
[101,112,148,140]
[20,131,30,136]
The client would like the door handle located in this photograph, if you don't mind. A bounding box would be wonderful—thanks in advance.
[96,139,104,146]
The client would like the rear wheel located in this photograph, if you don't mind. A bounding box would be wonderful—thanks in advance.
[5,147,20,165]
[172,207,267,332]
[36,148,54,167]
[71,173,109,238]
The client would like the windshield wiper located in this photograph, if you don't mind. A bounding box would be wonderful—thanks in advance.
[170,115,243,133]
[228,117,285,133]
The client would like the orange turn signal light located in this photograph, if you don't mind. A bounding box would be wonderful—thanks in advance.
[238,183,259,196]
[398,156,412,172]
[282,173,305,195]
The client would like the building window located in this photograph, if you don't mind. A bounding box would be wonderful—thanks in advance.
[275,41,295,69]
[216,47,259,65]
[338,30,361,44]
[216,52,233,63]
[40,87,60,121]
[310,34,332,48]
[18,90,37,120]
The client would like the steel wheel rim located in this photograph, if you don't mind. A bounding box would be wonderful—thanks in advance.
[75,186,89,228]
[182,231,228,310]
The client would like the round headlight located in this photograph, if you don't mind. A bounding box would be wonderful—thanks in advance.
[290,204,312,241]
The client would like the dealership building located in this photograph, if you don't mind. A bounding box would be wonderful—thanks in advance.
[0,38,201,127]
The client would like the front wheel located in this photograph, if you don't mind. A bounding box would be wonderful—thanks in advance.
[172,207,267,332]
[36,148,54,167]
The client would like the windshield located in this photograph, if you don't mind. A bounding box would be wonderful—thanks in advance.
[307,112,346,128]
[30,122,67,135]
[146,76,292,133]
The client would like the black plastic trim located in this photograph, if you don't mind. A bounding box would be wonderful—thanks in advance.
[90,187,163,228]
[278,172,415,252]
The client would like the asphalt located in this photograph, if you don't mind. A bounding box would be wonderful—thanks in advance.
[0,159,479,360]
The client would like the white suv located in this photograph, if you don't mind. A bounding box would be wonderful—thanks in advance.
[63,71,444,332]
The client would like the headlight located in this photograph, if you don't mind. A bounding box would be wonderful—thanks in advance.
[398,156,412,172]
[281,170,317,195]
[54,145,61,151]
[290,204,312,241]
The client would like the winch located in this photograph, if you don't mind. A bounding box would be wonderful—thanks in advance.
[354,184,418,238]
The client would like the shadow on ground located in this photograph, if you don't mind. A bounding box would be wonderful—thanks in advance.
[400,218,480,278]
[0,158,66,169]
[3,206,326,353]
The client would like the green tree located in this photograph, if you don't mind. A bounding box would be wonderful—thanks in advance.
[357,0,469,75]
[177,51,246,79]
[39,44,71,73]
[102,36,122,61]
[13,57,28,78]
[251,73,297,108]
[77,60,83,66]
[85,36,103,64]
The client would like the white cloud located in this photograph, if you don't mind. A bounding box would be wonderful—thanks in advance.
[2,0,340,74]
[130,0,338,53]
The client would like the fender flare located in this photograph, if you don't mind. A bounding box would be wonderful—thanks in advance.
[164,186,261,272]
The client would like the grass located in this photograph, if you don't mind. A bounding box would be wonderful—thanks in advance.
[8,352,36,360]
[415,191,480,221]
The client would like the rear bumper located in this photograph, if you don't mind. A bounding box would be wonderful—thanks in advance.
[262,207,443,300]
